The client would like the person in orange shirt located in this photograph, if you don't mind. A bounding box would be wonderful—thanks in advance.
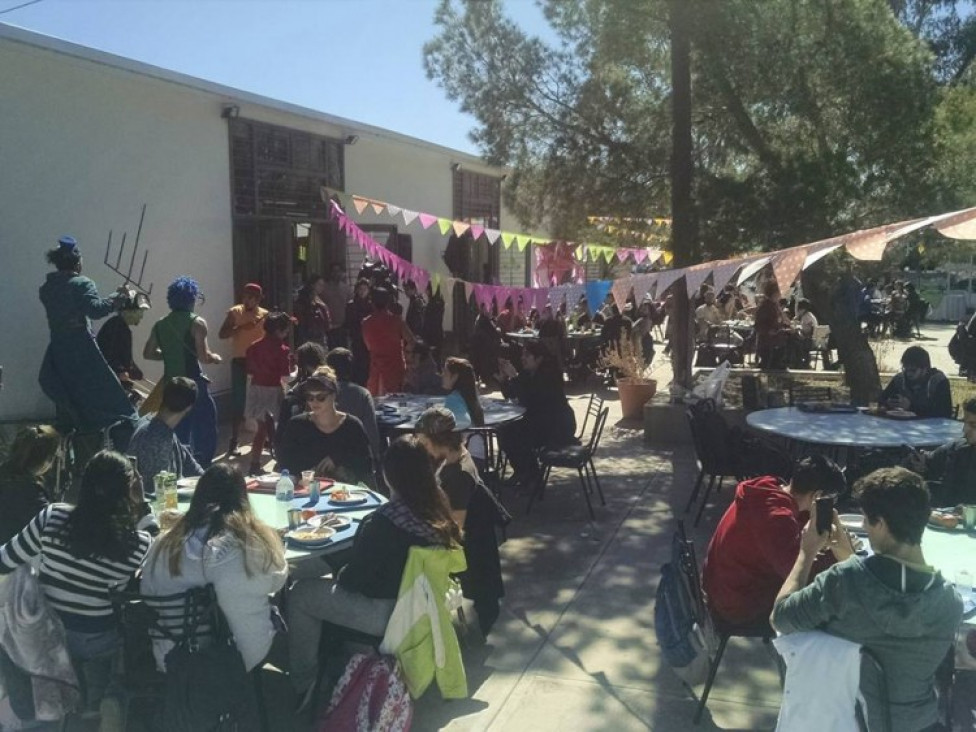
[361,287,415,396]
[218,283,268,455]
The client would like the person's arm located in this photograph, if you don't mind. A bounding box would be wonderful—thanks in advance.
[0,506,51,574]
[879,375,900,404]
[178,439,204,478]
[217,309,236,340]
[143,323,163,361]
[77,277,121,321]
[770,499,834,632]
[275,418,303,475]
[192,318,222,365]
[927,375,953,419]
[400,319,416,345]
[340,419,374,485]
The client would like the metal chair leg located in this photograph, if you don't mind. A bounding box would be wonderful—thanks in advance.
[694,634,729,724]
[587,459,606,505]
[693,475,716,527]
[684,468,706,514]
[577,467,596,520]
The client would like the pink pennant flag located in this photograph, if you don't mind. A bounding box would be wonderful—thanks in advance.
[401,209,419,226]
[452,221,471,237]
[352,196,369,215]
[418,213,438,230]
[616,249,632,264]
[414,269,430,291]
[469,224,485,240]
[483,228,501,245]
[632,249,648,264]
[772,245,811,292]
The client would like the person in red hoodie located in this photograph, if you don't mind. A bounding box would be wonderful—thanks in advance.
[244,312,293,475]
[702,454,853,628]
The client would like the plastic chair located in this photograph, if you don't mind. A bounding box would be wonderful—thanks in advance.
[684,402,741,527]
[528,406,609,520]
[574,393,606,443]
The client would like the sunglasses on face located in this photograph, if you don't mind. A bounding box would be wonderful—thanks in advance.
[305,392,331,403]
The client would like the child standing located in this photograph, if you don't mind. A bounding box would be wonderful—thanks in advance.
[245,312,293,474]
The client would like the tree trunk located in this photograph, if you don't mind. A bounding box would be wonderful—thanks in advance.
[801,265,882,405]
[669,0,697,389]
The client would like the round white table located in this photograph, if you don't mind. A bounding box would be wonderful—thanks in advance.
[922,527,976,669]
[375,394,526,431]
[747,407,962,449]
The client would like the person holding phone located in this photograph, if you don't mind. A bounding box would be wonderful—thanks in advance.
[702,455,852,629]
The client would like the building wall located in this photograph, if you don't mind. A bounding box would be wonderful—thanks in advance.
[0,32,518,421]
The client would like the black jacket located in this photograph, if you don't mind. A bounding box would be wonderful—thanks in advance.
[501,367,576,447]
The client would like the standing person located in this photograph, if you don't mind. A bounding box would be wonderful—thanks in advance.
[403,341,442,395]
[321,263,351,349]
[293,275,332,349]
[96,289,151,404]
[325,348,382,461]
[143,276,222,467]
[422,284,446,362]
[403,280,426,337]
[754,280,788,369]
[244,312,293,476]
[362,287,415,397]
[38,235,136,432]
[345,278,373,386]
[217,283,267,456]
[0,425,59,545]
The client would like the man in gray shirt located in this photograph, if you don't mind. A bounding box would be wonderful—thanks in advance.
[326,347,381,460]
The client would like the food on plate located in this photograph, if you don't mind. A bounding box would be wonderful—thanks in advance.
[289,524,335,542]
[330,487,350,502]
[929,511,960,529]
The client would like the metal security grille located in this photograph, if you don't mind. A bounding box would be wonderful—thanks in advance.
[229,118,344,219]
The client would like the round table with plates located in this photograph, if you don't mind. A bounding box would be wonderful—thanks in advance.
[374,393,526,431]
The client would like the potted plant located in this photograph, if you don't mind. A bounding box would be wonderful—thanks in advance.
[600,339,658,419]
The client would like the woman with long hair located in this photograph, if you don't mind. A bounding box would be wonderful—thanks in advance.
[0,425,60,544]
[442,357,485,427]
[141,463,287,670]
[287,437,461,698]
[0,451,153,708]
[345,278,373,386]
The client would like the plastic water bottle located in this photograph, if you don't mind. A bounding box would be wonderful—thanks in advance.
[275,470,295,502]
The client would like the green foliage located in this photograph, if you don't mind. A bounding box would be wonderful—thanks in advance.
[425,0,976,258]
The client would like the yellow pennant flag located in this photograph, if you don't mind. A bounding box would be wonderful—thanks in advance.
[500,232,516,249]
[601,247,615,263]
[432,273,441,292]
[516,235,528,252]
[662,251,674,265]
[437,218,452,236]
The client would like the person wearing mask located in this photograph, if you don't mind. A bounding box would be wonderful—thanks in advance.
[415,408,510,635]
[495,341,577,487]
[345,279,373,386]
[276,366,373,485]
[361,287,415,397]
[141,463,287,672]
[218,283,268,456]
[143,276,222,466]
[127,376,203,497]
[0,452,154,711]
[325,347,382,462]
[96,290,151,405]
[772,468,962,732]
[244,312,293,476]
[0,425,59,544]
[286,437,462,700]
[38,236,136,432]
[293,275,332,349]
[320,264,351,349]
[880,346,952,419]
[403,340,442,395]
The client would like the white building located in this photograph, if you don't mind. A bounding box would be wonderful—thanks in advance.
[0,24,528,422]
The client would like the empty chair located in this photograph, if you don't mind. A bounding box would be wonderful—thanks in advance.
[684,399,741,527]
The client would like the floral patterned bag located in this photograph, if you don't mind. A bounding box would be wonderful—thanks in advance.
[318,652,412,732]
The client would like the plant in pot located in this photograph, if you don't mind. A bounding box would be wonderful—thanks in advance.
[600,338,658,419]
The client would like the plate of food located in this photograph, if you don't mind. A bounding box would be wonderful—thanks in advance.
[839,514,865,532]
[928,509,963,531]
[884,409,918,420]
[286,523,336,547]
[255,474,280,488]
[306,513,352,532]
[326,487,370,506]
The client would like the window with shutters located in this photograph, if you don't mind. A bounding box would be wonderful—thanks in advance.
[450,169,502,284]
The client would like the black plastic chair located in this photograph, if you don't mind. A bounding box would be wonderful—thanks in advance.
[529,406,609,520]
[684,402,741,527]
[574,393,606,444]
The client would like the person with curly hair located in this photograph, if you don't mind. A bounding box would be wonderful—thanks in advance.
[38,235,136,431]
[143,276,222,466]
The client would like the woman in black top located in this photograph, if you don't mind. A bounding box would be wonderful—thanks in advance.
[276,366,372,484]
[286,437,461,697]
[0,425,59,544]
[345,279,373,386]
[496,340,577,484]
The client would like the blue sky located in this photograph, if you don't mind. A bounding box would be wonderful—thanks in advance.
[0,0,552,155]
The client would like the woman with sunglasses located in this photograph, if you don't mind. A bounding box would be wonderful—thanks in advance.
[276,366,373,485]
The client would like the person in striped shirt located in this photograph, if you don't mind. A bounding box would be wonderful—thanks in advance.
[0,451,154,708]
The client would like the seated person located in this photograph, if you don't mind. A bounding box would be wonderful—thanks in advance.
[906,397,976,506]
[403,340,442,395]
[600,306,633,353]
[0,425,59,544]
[754,281,789,369]
[286,437,462,699]
[0,452,154,711]
[276,366,372,484]
[880,346,952,418]
[441,357,487,461]
[772,467,962,732]
[127,376,203,497]
[326,347,381,460]
[694,290,723,341]
[495,341,577,487]
[702,455,850,628]
[496,298,526,334]
[276,341,328,450]
[416,407,510,636]
[141,463,287,671]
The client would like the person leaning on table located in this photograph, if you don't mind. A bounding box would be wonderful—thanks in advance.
[880,346,953,419]
[906,397,976,507]
[771,467,962,732]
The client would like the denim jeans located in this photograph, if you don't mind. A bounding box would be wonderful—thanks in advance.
[175,375,218,467]
[64,628,120,710]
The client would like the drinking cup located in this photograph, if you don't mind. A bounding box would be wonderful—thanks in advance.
[962,505,976,530]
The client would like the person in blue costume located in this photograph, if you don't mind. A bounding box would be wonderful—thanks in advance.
[143,277,222,467]
[38,236,137,433]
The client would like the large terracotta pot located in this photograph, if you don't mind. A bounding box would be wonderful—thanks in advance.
[617,377,658,419]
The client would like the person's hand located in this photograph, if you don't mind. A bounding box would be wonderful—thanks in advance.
[906,449,926,473]
[129,473,146,505]
[889,395,911,410]
[800,500,831,556]
[209,352,223,364]
[827,511,856,560]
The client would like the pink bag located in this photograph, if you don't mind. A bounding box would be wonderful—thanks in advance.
[317,653,412,732]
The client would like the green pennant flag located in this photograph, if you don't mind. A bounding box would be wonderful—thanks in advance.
[437,218,452,236]
[601,247,616,263]
[433,273,441,292]
[516,235,529,252]
[500,232,516,249]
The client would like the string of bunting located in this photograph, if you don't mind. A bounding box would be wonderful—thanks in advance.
[324,187,666,265]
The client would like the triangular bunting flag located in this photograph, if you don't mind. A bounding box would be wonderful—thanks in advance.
[632,249,648,264]
[845,231,889,262]
[616,249,631,263]
[484,229,501,245]
[611,277,634,312]
[516,235,529,252]
[469,224,485,240]
[352,196,369,215]
[934,207,976,240]
[803,243,842,270]
[370,201,386,215]
[632,273,656,303]
[771,245,811,293]
[386,205,401,217]
[402,209,419,226]
[418,213,438,230]
[452,221,471,237]
[684,264,712,298]
[710,259,744,293]
[437,218,452,236]
[736,256,771,285]
[654,267,685,297]
[500,232,515,249]
[601,247,615,264]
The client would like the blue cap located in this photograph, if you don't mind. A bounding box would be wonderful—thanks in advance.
[58,236,78,251]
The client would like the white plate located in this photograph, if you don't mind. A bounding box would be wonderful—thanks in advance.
[839,514,864,532]
[307,514,352,532]
[255,474,279,487]
[286,524,336,546]
[326,489,370,506]
[177,477,199,489]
